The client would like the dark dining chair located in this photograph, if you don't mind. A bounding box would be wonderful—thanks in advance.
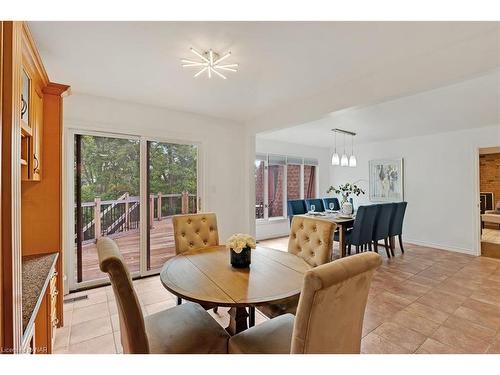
[389,202,408,254]
[334,204,378,255]
[287,200,307,224]
[305,199,325,212]
[322,197,340,211]
[372,203,396,258]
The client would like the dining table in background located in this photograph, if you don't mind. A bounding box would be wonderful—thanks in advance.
[160,245,311,335]
[297,213,355,258]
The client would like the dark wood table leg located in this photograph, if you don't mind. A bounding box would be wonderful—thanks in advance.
[339,224,346,258]
[248,306,255,327]
[226,307,248,335]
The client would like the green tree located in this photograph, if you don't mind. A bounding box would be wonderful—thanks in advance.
[78,136,197,203]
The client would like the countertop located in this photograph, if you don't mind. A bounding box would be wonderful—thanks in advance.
[22,253,58,333]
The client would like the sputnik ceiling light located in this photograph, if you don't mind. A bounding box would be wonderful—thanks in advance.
[181,47,238,79]
[331,128,357,167]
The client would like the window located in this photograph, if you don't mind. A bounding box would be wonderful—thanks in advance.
[255,154,318,221]
[255,155,265,219]
[268,155,286,218]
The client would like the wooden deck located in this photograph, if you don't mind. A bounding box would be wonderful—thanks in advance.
[80,218,176,282]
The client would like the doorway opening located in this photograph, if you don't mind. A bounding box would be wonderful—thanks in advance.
[479,147,500,258]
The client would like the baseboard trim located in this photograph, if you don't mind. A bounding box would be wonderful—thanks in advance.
[404,238,477,256]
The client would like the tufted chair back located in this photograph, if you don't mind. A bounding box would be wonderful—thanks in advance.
[288,216,336,267]
[97,237,150,354]
[292,252,382,353]
[172,212,219,254]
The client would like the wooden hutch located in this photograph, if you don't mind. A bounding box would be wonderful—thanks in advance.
[1,21,69,353]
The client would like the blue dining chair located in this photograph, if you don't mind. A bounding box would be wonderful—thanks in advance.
[389,202,408,254]
[372,203,396,258]
[334,204,378,255]
[322,197,340,211]
[304,199,325,212]
[287,200,307,224]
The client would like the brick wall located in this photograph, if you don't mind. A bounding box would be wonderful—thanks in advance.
[480,153,500,207]
[287,165,301,200]
[304,165,316,198]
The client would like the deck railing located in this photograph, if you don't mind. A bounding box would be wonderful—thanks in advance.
[76,192,197,244]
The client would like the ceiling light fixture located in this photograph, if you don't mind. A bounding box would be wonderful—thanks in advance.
[331,128,357,167]
[182,47,238,79]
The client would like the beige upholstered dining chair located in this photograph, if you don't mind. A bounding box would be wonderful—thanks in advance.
[172,212,219,254]
[229,252,382,354]
[258,216,336,318]
[97,237,229,354]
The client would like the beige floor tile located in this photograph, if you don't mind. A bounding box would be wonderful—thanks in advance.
[486,335,500,354]
[453,298,500,330]
[110,314,119,332]
[391,309,440,336]
[53,325,70,350]
[361,332,411,354]
[404,302,449,324]
[145,299,177,315]
[70,316,113,345]
[431,325,490,353]
[114,331,123,354]
[139,289,174,306]
[417,338,464,354]
[373,322,427,352]
[67,333,116,354]
[383,281,431,302]
[71,302,110,325]
[469,289,500,308]
[108,300,118,315]
[443,314,497,342]
[73,291,108,309]
[416,289,466,314]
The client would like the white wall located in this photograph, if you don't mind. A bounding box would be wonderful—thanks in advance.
[255,138,331,240]
[63,93,249,243]
[329,125,500,255]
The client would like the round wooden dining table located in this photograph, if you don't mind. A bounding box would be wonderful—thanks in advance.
[160,245,311,335]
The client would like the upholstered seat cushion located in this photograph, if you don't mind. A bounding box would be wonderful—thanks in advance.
[228,314,294,354]
[145,302,229,354]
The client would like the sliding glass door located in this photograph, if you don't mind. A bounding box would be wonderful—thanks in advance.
[72,133,200,289]
[146,141,198,273]
[74,134,141,284]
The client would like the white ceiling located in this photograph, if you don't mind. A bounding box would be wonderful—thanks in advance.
[257,71,500,146]
[29,21,500,122]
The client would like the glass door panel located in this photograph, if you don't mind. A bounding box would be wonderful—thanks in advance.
[304,165,316,199]
[74,134,140,284]
[146,141,198,272]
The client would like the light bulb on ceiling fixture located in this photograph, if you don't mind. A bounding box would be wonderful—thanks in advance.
[182,48,238,79]
[331,130,340,165]
[340,133,349,166]
[349,134,357,167]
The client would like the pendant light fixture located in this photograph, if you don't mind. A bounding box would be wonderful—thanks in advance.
[331,130,340,165]
[331,128,357,167]
[340,133,349,166]
[349,134,357,167]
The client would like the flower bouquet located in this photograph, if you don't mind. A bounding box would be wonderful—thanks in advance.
[226,233,256,268]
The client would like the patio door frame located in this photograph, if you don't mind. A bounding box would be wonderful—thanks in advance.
[64,128,203,292]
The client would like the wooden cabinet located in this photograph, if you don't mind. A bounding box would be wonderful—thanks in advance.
[20,23,45,182]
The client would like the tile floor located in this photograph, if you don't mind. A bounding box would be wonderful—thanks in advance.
[54,238,500,354]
